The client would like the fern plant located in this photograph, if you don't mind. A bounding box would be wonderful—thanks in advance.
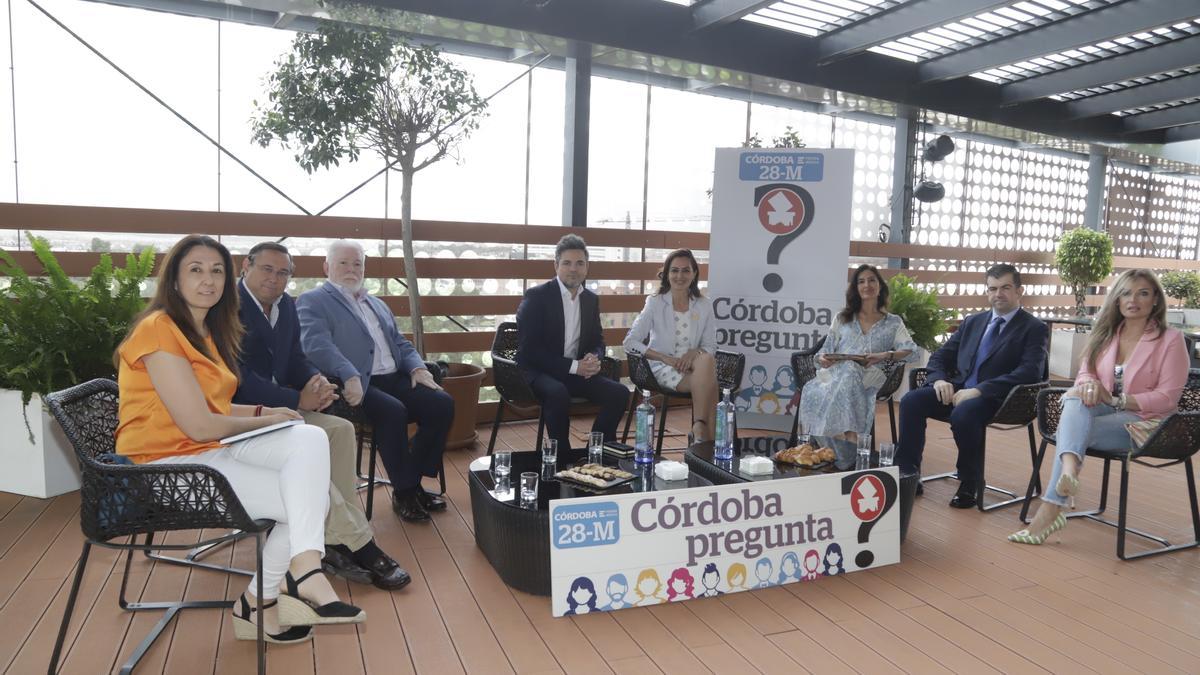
[887,273,951,353]
[0,233,154,438]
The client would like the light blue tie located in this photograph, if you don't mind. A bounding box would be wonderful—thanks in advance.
[965,316,1005,388]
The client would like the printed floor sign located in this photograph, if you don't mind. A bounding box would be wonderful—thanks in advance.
[708,148,855,431]
[548,468,899,617]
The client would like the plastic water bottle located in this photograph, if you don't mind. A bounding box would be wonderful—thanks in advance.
[635,390,655,465]
[714,388,734,460]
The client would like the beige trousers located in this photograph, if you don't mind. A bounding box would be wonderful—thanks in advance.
[300,409,374,552]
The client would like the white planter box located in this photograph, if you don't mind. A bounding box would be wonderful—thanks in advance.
[1182,309,1200,328]
[1049,330,1090,380]
[0,390,82,498]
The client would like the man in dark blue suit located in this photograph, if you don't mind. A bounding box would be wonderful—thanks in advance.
[235,242,410,590]
[516,234,629,453]
[895,264,1048,508]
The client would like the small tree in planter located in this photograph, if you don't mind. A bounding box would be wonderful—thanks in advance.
[1160,270,1200,309]
[1054,228,1113,326]
[252,23,487,356]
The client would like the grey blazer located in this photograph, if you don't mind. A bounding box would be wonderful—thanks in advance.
[622,294,718,357]
[296,281,425,391]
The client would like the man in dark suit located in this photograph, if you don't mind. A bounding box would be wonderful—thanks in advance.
[516,234,629,453]
[234,242,411,590]
[895,264,1048,508]
[298,240,454,524]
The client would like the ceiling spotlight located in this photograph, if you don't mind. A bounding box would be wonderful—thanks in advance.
[921,134,955,162]
[915,180,945,203]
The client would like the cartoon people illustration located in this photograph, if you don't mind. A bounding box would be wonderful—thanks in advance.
[735,365,769,412]
[564,576,598,615]
[776,551,802,584]
[699,563,723,597]
[666,567,695,602]
[753,557,773,589]
[758,392,783,415]
[633,568,666,606]
[773,365,795,405]
[601,573,632,610]
[726,562,749,592]
[802,549,821,581]
[822,543,846,576]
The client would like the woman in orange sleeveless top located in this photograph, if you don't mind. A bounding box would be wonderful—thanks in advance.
[115,235,364,644]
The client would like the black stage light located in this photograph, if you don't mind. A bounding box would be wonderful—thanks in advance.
[914,180,945,203]
[921,134,955,162]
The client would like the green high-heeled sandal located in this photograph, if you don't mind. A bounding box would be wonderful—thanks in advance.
[1056,473,1079,507]
[1008,512,1067,545]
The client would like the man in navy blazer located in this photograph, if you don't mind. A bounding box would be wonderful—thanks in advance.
[297,240,454,523]
[516,234,628,453]
[234,242,411,590]
[895,264,1048,508]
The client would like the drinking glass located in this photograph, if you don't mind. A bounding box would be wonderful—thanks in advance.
[589,432,605,466]
[520,471,538,504]
[878,443,895,467]
[856,434,872,471]
[492,451,512,481]
[542,438,558,467]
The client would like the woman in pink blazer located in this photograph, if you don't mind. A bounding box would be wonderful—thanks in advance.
[1010,269,1190,545]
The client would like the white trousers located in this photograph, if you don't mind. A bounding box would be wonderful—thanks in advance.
[151,424,331,599]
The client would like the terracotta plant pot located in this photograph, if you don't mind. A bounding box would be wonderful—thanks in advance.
[440,362,486,450]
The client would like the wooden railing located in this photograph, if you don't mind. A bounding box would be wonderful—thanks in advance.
[3,202,1195,418]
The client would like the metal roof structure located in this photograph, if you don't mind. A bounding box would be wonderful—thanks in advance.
[358,0,1200,146]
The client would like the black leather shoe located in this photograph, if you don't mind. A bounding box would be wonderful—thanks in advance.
[322,545,373,585]
[949,483,978,509]
[360,551,412,591]
[392,490,431,522]
[916,482,924,496]
[418,490,447,512]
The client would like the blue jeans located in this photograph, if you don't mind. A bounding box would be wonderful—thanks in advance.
[1043,397,1140,506]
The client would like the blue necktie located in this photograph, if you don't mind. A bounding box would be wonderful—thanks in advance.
[965,316,1005,388]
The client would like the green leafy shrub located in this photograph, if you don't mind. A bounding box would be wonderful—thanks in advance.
[1054,228,1113,317]
[0,233,154,420]
[887,273,951,352]
[1160,270,1200,309]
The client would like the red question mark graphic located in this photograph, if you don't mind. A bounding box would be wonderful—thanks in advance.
[840,470,898,568]
[753,183,815,293]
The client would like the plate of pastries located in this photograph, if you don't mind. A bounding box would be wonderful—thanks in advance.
[774,441,836,468]
[555,463,636,489]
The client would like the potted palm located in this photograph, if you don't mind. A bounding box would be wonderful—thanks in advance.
[885,273,951,397]
[0,234,154,497]
[1051,228,1114,377]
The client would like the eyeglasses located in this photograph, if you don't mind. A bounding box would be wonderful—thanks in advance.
[255,266,292,280]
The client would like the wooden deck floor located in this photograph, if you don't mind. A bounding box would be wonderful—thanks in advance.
[6,406,1200,674]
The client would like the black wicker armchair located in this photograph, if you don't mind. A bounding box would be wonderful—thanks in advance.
[1020,369,1200,560]
[620,350,746,454]
[44,379,273,674]
[487,321,622,455]
[787,337,824,443]
[326,361,447,520]
[909,367,1048,512]
[786,336,906,448]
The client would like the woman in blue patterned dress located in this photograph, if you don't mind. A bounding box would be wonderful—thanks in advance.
[798,264,919,441]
